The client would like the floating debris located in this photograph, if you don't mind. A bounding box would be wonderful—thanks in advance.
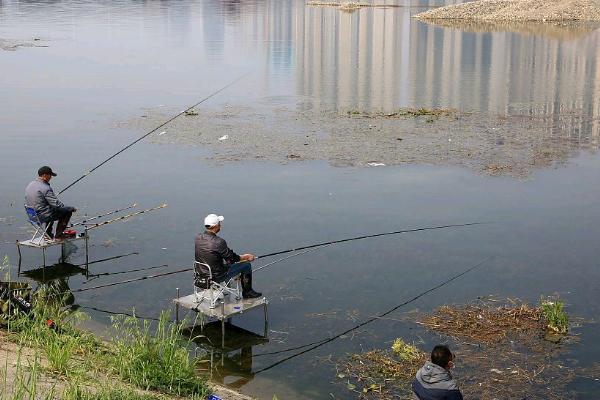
[184,109,199,116]
[218,135,229,141]
[367,162,385,167]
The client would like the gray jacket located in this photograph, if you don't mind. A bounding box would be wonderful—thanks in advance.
[412,361,463,400]
[24,178,73,223]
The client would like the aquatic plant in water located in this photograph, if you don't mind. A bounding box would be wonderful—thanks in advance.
[391,338,421,362]
[540,298,568,334]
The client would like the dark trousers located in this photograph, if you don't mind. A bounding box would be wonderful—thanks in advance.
[222,262,252,281]
[45,209,73,238]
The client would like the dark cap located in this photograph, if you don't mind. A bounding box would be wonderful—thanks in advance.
[38,166,57,177]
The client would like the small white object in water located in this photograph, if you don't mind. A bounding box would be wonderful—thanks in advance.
[218,135,229,141]
[490,369,503,374]
[158,131,167,136]
[367,162,385,167]
[161,247,167,250]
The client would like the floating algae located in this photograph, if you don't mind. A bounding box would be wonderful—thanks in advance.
[339,298,585,399]
[119,103,599,178]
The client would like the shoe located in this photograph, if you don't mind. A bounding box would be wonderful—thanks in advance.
[242,289,262,299]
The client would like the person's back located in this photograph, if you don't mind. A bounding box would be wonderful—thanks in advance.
[412,345,463,400]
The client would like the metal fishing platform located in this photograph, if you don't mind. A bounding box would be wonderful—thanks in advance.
[16,232,90,275]
[174,290,268,348]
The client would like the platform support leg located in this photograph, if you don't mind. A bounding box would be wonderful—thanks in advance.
[16,243,22,275]
[175,288,180,324]
[264,302,269,338]
[42,247,46,281]
[85,232,89,278]
[60,242,66,264]
[221,301,226,349]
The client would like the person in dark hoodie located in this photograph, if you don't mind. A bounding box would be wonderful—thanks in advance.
[412,345,463,400]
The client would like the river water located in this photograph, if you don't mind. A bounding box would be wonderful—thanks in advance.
[1,1,599,399]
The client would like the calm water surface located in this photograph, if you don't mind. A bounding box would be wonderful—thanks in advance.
[1,1,599,398]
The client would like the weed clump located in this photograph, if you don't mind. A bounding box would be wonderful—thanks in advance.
[419,300,545,344]
[339,340,426,398]
[110,311,210,397]
[391,338,421,362]
[540,298,568,334]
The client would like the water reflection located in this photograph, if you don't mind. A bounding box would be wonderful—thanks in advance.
[187,322,269,388]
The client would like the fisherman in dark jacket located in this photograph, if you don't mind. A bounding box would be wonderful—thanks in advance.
[412,345,463,400]
[194,213,262,299]
[25,166,76,240]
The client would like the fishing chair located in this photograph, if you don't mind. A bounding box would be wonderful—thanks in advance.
[24,205,53,245]
[194,261,242,309]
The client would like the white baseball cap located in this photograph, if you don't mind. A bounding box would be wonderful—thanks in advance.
[204,214,224,227]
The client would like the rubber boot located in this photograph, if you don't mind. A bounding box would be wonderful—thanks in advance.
[54,211,73,239]
[241,273,262,299]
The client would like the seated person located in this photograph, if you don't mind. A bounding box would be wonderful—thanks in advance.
[25,166,76,240]
[412,345,463,400]
[194,213,262,299]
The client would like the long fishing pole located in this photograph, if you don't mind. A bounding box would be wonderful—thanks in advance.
[84,203,167,230]
[256,222,488,259]
[253,256,493,373]
[69,203,138,227]
[84,264,169,283]
[65,222,488,293]
[58,73,250,195]
[72,267,190,293]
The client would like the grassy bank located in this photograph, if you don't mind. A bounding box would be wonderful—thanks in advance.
[1,282,212,400]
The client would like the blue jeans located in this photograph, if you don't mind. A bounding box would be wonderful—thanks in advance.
[221,262,252,282]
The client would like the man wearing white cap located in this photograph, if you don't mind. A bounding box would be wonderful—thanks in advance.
[194,213,262,299]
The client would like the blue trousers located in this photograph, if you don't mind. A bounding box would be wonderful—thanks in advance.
[222,262,252,282]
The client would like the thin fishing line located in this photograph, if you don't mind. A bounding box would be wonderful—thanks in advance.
[253,245,331,274]
[253,256,493,374]
[77,305,160,322]
[58,73,250,195]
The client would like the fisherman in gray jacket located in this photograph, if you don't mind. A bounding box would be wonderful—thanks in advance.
[25,166,76,240]
[412,345,463,400]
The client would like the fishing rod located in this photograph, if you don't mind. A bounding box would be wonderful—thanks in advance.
[84,203,167,230]
[62,221,488,293]
[256,222,488,260]
[84,264,169,283]
[253,256,493,373]
[72,267,190,293]
[58,73,250,195]
[69,203,138,227]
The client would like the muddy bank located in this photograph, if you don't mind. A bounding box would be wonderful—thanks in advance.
[119,103,599,178]
[415,0,600,22]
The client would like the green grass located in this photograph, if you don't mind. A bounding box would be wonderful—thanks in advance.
[110,311,210,397]
[540,298,569,334]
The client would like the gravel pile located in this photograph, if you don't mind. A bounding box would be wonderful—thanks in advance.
[415,0,600,21]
